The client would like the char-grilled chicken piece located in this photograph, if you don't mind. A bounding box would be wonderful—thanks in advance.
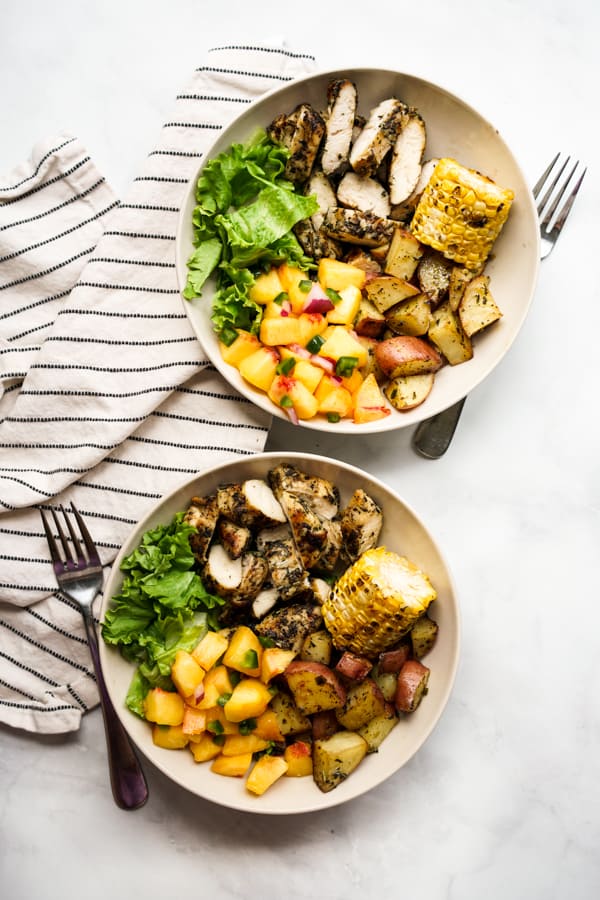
[337,171,391,218]
[349,98,407,176]
[263,538,311,602]
[390,158,438,221]
[203,545,268,604]
[268,103,325,184]
[321,79,358,177]
[255,603,324,653]
[216,479,286,529]
[268,464,340,520]
[321,207,395,248]
[276,489,342,571]
[256,522,292,552]
[340,489,383,562]
[293,219,342,261]
[185,494,219,563]
[318,518,343,572]
[388,110,427,206]
[251,587,279,620]
[306,170,337,231]
[217,518,252,560]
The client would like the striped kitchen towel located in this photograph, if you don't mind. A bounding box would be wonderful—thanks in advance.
[0,43,316,734]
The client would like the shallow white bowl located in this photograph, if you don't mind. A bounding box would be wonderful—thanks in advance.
[175,68,539,433]
[99,451,459,814]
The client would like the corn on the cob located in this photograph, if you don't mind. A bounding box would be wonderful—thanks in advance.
[410,158,514,271]
[322,547,436,656]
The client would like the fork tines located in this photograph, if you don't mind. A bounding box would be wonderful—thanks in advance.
[534,152,587,234]
[40,502,101,570]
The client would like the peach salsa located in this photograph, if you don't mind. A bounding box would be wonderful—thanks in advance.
[102,464,440,796]
[183,78,514,425]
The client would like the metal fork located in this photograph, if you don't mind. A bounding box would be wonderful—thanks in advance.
[412,153,586,459]
[40,502,149,810]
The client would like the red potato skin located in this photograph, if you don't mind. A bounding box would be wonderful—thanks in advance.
[395,659,430,713]
[378,643,411,674]
[284,660,347,713]
[375,336,443,379]
[335,651,373,681]
[311,710,339,740]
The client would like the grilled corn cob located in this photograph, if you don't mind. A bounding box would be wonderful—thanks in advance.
[410,158,514,271]
[322,547,436,656]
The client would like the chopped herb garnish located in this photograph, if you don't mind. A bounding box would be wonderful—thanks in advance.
[211,733,226,746]
[217,692,232,707]
[276,357,296,375]
[306,334,325,354]
[207,720,224,735]
[335,355,359,377]
[258,635,276,648]
[299,279,313,292]
[229,670,241,687]
[273,291,289,306]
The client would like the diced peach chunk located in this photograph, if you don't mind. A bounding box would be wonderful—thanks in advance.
[326,285,362,325]
[239,346,281,391]
[284,740,313,777]
[268,375,319,420]
[211,752,253,777]
[182,705,207,736]
[171,650,205,700]
[246,755,288,795]
[219,330,261,366]
[152,724,189,749]
[221,733,270,756]
[249,269,285,304]
[144,688,185,726]
[353,373,392,424]
[293,360,324,394]
[223,678,273,723]
[196,665,234,709]
[319,326,368,367]
[192,630,229,671]
[260,647,297,683]
[260,315,302,347]
[222,625,263,677]
[252,710,285,742]
[189,733,223,762]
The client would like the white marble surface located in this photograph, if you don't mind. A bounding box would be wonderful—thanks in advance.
[1,1,599,897]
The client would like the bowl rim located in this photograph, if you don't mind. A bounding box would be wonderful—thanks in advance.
[175,67,540,434]
[98,450,461,814]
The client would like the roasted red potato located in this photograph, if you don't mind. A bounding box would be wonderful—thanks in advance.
[378,642,411,673]
[334,651,373,682]
[395,659,430,713]
[311,709,339,741]
[284,660,347,715]
[375,335,443,379]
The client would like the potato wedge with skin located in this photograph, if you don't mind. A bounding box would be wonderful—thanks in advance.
[428,301,473,365]
[365,275,421,314]
[395,659,430,713]
[384,372,435,411]
[269,690,312,736]
[448,265,475,311]
[353,297,386,338]
[372,668,398,702]
[375,335,443,379]
[335,677,387,731]
[458,274,503,337]
[312,730,368,793]
[284,660,347,715]
[334,651,373,682]
[378,642,411,673]
[311,709,339,741]
[384,226,424,280]
[410,615,439,659]
[384,293,431,337]
[300,630,333,666]
[357,702,398,752]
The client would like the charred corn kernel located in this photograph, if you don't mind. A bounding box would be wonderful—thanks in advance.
[322,547,437,656]
[410,158,514,271]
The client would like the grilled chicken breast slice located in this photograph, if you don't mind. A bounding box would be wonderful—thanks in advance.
[276,489,329,570]
[263,538,311,602]
[217,518,252,560]
[275,103,325,184]
[349,98,407,176]
[340,489,383,561]
[216,479,286,529]
[337,171,391,218]
[203,545,268,605]
[389,111,427,206]
[293,219,342,261]
[321,78,358,177]
[268,464,340,521]
[185,494,219,563]
[306,170,337,231]
[321,207,395,248]
[255,603,324,653]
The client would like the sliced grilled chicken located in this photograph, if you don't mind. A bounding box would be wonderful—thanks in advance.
[389,111,427,206]
[390,158,438,221]
[270,103,325,184]
[337,171,391,218]
[310,577,332,606]
[230,552,269,606]
[251,587,280,620]
[321,78,358,177]
[184,494,219,563]
[306,170,337,231]
[318,518,343,572]
[417,251,453,307]
[349,98,407,176]
[293,218,342,261]
[276,489,329,570]
[321,207,395,248]
[255,603,324,653]
[217,518,252,560]
[255,522,292,552]
[203,543,243,596]
[263,538,311,602]
[216,479,286,529]
[340,489,383,561]
[268,464,340,520]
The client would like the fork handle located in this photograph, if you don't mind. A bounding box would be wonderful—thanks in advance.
[412,397,467,459]
[82,609,149,810]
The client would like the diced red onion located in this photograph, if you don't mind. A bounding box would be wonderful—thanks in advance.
[287,343,311,359]
[192,684,205,704]
[309,355,335,373]
[302,283,334,314]
[284,405,299,426]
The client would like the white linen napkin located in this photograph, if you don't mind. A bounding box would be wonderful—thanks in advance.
[0,43,316,734]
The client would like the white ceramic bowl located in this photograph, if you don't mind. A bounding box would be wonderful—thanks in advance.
[99,452,459,814]
[175,68,539,434]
